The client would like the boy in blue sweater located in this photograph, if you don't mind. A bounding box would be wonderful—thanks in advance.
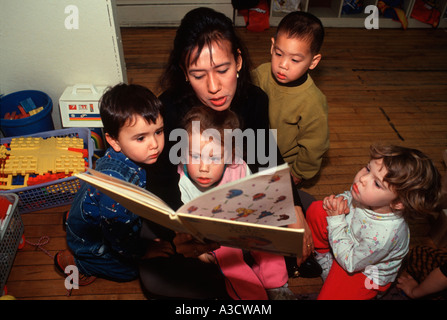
[55,83,173,284]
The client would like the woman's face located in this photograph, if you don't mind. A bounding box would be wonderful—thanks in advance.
[185,40,242,111]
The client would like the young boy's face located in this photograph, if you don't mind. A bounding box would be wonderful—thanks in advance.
[106,114,164,165]
[186,132,226,191]
[351,158,403,214]
[270,32,321,84]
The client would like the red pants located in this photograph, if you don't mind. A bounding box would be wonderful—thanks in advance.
[306,201,391,300]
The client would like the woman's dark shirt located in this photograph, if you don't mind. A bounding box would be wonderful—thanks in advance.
[145,84,301,239]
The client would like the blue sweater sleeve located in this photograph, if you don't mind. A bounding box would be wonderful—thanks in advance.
[83,172,144,259]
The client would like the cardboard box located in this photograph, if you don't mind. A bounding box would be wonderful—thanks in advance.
[59,84,107,127]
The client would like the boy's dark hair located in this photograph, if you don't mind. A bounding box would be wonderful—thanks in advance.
[99,83,163,139]
[276,11,325,55]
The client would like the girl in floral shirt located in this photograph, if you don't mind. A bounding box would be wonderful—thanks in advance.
[306,144,442,299]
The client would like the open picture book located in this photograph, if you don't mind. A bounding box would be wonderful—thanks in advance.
[75,163,303,257]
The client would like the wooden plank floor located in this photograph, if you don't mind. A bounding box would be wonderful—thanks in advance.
[4,27,447,300]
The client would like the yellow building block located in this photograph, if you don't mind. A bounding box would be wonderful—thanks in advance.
[3,136,86,176]
[0,145,8,159]
[28,106,44,116]
[0,174,29,190]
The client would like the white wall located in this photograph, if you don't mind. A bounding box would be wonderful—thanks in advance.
[0,0,126,131]
[116,0,233,27]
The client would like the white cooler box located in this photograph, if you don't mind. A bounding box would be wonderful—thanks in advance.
[59,84,107,128]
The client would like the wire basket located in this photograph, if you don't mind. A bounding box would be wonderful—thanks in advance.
[0,128,93,213]
[0,193,23,292]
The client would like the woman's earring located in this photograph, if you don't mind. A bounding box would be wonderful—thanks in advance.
[236,72,239,79]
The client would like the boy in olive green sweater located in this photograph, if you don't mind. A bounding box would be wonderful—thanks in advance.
[253,11,328,185]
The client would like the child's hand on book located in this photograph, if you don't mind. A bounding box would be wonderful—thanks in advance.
[142,238,175,259]
[173,233,220,258]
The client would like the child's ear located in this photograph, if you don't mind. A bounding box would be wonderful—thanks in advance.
[105,133,121,153]
[270,37,275,55]
[309,53,322,70]
[391,201,404,211]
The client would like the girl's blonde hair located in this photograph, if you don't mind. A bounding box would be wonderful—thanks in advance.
[370,144,442,220]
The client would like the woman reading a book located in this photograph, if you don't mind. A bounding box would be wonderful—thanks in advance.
[139,7,316,299]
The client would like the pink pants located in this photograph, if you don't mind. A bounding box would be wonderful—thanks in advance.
[306,201,391,300]
[214,247,288,300]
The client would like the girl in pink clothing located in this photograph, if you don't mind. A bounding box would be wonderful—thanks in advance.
[177,105,296,300]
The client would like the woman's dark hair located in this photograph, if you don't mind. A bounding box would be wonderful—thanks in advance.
[99,83,163,139]
[160,7,252,105]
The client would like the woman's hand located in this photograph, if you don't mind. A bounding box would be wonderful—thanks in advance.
[142,238,175,259]
[173,232,220,258]
[289,206,313,266]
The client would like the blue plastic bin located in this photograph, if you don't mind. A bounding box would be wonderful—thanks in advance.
[0,90,55,137]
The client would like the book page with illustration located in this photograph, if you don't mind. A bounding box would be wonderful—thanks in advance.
[75,164,303,257]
